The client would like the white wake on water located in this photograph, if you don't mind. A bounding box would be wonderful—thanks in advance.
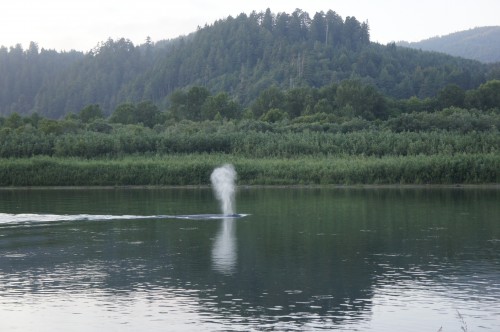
[0,213,248,225]
[0,213,145,224]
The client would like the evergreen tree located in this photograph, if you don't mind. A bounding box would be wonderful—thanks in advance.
[0,9,493,119]
[79,104,104,123]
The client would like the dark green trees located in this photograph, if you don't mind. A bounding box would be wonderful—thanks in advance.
[0,8,495,120]
[437,84,466,108]
[336,80,387,119]
[202,92,239,120]
[109,101,161,127]
[471,80,500,110]
[78,104,104,123]
[0,43,82,116]
[249,81,388,120]
[169,87,210,121]
[251,87,286,118]
[169,87,239,120]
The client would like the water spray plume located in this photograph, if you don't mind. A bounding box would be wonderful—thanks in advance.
[210,164,236,215]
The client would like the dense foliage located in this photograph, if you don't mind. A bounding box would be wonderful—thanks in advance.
[1,120,498,159]
[0,78,499,185]
[0,42,83,116]
[1,9,498,118]
[0,79,499,158]
[1,8,499,185]
[0,154,497,186]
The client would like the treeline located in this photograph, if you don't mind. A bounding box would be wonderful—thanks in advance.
[1,8,498,118]
[3,78,498,128]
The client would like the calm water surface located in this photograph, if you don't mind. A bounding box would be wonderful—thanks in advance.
[0,187,499,331]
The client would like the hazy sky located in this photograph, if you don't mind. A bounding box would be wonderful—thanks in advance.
[2,0,499,52]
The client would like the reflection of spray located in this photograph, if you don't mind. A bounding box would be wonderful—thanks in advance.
[210,164,236,215]
[212,218,237,275]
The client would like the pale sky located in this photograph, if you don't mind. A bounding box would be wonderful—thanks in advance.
[1,0,499,52]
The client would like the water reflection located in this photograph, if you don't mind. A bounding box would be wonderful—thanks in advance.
[0,188,499,331]
[211,218,237,275]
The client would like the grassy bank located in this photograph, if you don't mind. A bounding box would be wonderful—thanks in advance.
[0,154,498,186]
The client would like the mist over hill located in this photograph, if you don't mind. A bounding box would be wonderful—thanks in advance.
[0,9,498,118]
[398,26,500,63]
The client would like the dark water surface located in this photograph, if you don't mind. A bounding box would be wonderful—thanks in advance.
[0,187,499,331]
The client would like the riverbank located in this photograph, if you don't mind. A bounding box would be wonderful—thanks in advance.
[0,154,498,186]
[1,184,499,191]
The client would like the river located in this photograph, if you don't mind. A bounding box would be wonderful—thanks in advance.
[0,187,499,331]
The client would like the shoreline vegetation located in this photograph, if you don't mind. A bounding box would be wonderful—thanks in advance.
[1,109,500,186]
[1,108,499,186]
[1,106,499,187]
[1,184,499,191]
[0,153,498,186]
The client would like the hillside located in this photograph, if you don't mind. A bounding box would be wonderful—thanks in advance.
[0,9,497,118]
[398,26,500,63]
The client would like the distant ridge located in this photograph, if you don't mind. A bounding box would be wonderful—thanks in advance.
[398,26,500,63]
[0,9,493,118]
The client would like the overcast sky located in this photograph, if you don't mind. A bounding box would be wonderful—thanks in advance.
[2,0,499,52]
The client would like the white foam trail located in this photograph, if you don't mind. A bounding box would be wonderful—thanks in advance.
[210,164,237,215]
[0,213,143,224]
[0,213,248,225]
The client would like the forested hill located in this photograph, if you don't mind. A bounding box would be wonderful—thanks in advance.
[398,26,500,63]
[0,9,497,118]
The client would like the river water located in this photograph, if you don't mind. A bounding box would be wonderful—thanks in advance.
[0,187,499,331]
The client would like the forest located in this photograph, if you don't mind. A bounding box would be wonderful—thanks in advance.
[1,8,499,118]
[0,78,499,185]
[0,9,499,186]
